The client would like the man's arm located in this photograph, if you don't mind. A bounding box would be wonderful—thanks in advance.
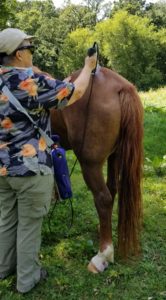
[32,52,97,108]
[67,54,97,106]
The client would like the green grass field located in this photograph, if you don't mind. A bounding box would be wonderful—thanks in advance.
[0,88,166,300]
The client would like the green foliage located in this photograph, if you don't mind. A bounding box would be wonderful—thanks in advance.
[96,10,163,90]
[111,0,146,16]
[82,0,112,21]
[56,8,165,89]
[1,0,166,87]
[58,4,97,31]
[56,9,165,89]
[13,0,63,76]
[57,28,94,75]
[155,28,166,84]
[12,1,100,77]
[0,0,17,29]
[145,0,166,29]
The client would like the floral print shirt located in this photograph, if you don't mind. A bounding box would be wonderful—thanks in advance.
[0,66,74,177]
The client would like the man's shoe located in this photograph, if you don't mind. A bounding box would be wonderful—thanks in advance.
[40,268,48,280]
[0,269,15,280]
[17,267,48,294]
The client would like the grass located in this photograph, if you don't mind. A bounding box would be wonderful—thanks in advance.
[141,88,166,176]
[0,88,166,300]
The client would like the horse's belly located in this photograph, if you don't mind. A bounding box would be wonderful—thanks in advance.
[65,93,121,162]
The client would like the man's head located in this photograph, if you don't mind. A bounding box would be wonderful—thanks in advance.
[0,28,35,67]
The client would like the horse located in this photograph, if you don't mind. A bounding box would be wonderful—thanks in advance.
[50,65,144,273]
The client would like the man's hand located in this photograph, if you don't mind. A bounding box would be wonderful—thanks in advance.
[84,52,97,71]
[67,52,98,106]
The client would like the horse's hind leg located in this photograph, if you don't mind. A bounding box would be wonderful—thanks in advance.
[80,162,114,273]
[106,153,118,208]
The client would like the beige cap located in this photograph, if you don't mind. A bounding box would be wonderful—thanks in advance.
[0,28,34,55]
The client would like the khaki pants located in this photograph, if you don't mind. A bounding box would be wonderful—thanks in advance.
[0,174,54,293]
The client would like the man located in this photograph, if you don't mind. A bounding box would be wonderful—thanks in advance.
[0,28,97,293]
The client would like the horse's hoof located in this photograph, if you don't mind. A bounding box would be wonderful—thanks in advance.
[88,244,114,273]
[88,259,109,273]
[87,262,99,274]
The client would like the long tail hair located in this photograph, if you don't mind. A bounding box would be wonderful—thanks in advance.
[117,85,144,257]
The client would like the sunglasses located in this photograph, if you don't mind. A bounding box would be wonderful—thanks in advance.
[15,45,35,55]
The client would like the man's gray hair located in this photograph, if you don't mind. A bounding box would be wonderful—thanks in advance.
[0,54,14,65]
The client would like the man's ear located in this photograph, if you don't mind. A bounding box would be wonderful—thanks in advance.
[15,50,23,61]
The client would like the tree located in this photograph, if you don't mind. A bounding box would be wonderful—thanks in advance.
[14,0,58,34]
[1,0,165,88]
[14,1,97,76]
[0,0,17,29]
[145,1,166,29]
[82,0,112,21]
[13,0,63,76]
[57,28,94,75]
[95,10,163,90]
[58,4,96,32]
[155,28,166,84]
[111,0,146,16]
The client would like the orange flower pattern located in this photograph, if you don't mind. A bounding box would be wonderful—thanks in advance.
[0,167,7,176]
[39,137,47,151]
[19,78,38,96]
[57,87,69,101]
[0,93,9,103]
[0,66,74,176]
[1,117,13,129]
[20,144,37,157]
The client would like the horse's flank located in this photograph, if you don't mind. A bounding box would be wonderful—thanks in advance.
[51,66,123,157]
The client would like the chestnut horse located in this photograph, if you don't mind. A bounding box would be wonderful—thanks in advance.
[51,66,144,273]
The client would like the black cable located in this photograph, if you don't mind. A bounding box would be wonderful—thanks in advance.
[47,197,58,234]
[47,196,74,235]
[47,42,99,236]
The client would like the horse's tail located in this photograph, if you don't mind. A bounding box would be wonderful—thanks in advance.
[117,85,144,257]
